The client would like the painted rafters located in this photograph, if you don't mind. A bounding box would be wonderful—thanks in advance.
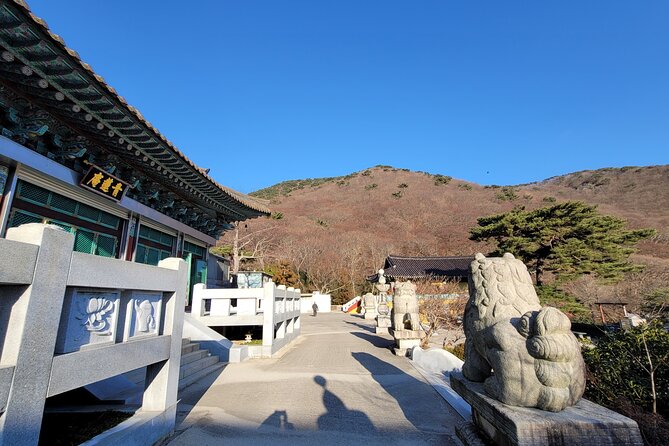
[0,0,269,223]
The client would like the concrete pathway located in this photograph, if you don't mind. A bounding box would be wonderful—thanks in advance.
[165,312,462,445]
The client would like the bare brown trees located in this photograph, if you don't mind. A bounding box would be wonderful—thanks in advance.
[214,222,277,274]
[419,295,467,348]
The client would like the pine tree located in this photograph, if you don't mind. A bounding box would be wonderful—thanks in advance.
[469,201,655,285]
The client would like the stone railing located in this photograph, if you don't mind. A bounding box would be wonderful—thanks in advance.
[191,282,301,357]
[0,224,187,446]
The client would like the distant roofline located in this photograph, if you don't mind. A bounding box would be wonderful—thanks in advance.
[387,255,474,260]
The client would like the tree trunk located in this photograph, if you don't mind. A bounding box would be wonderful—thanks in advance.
[232,224,240,274]
[535,257,544,286]
[642,333,657,414]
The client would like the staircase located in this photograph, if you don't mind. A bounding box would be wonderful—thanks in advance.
[178,338,226,391]
[86,338,226,403]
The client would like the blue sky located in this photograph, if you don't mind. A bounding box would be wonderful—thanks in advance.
[27,1,669,193]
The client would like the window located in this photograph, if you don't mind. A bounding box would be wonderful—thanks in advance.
[183,240,206,259]
[8,209,119,258]
[135,224,175,266]
[16,181,120,230]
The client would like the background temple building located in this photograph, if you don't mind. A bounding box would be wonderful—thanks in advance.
[369,255,474,283]
[0,0,269,296]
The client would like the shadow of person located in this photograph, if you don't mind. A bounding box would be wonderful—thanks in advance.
[314,375,376,433]
[259,410,295,431]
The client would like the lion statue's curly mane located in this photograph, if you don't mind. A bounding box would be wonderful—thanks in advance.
[462,253,586,412]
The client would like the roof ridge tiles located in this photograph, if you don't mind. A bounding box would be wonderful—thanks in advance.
[387,255,475,260]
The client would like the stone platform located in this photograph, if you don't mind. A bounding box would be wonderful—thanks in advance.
[363,310,377,320]
[450,372,643,446]
[376,314,391,335]
[390,328,422,356]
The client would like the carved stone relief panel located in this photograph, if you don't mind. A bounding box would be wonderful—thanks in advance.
[124,291,162,340]
[56,289,121,354]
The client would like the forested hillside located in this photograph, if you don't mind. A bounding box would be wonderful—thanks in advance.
[218,165,669,309]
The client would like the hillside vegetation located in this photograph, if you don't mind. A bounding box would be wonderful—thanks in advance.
[220,164,669,309]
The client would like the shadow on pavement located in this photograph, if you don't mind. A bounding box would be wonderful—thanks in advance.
[352,351,447,433]
[259,410,295,431]
[313,375,376,433]
[350,331,395,349]
[175,365,227,423]
[343,320,376,333]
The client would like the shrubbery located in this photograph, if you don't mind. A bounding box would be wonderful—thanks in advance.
[495,186,518,201]
[444,343,465,360]
[583,321,669,416]
[434,174,452,186]
[583,321,669,445]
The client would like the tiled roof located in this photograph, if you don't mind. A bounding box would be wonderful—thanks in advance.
[1,0,270,219]
[370,255,474,281]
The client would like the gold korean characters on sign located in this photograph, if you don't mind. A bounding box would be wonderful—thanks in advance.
[80,166,128,201]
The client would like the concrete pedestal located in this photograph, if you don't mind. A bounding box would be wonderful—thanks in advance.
[450,372,643,446]
[390,328,422,356]
[376,313,391,334]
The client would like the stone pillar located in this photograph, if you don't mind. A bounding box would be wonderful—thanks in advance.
[190,283,206,317]
[262,281,276,357]
[375,273,391,334]
[142,257,187,427]
[0,224,74,446]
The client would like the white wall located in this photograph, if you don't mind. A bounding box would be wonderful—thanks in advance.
[300,292,332,313]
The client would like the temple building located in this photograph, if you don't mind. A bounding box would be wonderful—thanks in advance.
[0,1,269,290]
[368,255,474,282]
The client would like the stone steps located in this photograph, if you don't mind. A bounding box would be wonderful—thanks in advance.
[178,362,226,391]
[180,349,209,366]
[94,338,226,402]
[177,338,225,391]
[181,342,200,355]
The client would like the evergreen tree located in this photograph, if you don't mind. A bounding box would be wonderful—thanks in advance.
[469,201,655,285]
[265,260,300,287]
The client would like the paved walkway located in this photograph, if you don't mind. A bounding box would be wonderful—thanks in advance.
[165,312,462,445]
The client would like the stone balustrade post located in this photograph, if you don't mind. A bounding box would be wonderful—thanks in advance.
[141,257,187,424]
[190,283,206,317]
[262,281,276,352]
[0,224,74,446]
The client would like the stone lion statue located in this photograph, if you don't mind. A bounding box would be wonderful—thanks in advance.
[462,253,586,412]
[392,281,420,331]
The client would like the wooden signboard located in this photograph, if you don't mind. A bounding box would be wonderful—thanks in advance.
[79,165,129,202]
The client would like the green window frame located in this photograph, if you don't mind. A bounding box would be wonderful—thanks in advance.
[7,209,118,258]
[183,240,206,259]
[134,242,172,266]
[15,181,120,230]
[135,224,175,266]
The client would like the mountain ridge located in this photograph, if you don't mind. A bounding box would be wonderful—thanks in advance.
[222,164,669,301]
